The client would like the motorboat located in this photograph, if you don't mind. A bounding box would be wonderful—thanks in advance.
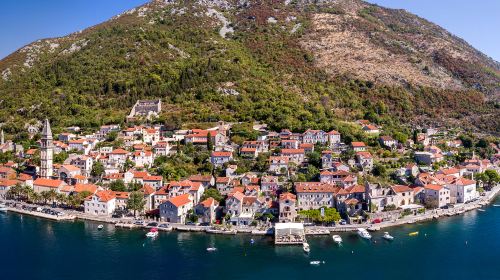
[332,235,342,244]
[383,232,394,241]
[310,261,324,266]
[0,204,7,212]
[493,204,500,207]
[409,231,419,236]
[477,209,486,212]
[303,242,310,253]
[206,247,217,252]
[357,228,372,240]
[146,228,159,238]
[97,225,104,230]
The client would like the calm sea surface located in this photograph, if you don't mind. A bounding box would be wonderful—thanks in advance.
[2,198,500,280]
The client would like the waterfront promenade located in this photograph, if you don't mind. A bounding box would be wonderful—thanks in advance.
[2,184,499,235]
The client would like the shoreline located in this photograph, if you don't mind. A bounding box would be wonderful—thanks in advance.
[2,185,499,236]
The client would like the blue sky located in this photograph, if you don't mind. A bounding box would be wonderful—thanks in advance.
[0,0,498,61]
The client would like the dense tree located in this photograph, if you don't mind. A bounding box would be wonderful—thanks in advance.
[200,188,223,202]
[127,191,146,217]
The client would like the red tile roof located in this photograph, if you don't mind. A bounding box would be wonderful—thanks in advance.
[168,193,192,207]
[33,178,64,188]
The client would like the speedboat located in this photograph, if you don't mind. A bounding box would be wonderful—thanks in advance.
[477,209,486,212]
[357,228,372,239]
[206,247,217,252]
[0,204,7,212]
[310,261,323,266]
[493,204,500,207]
[332,235,342,244]
[97,225,104,230]
[146,228,159,238]
[303,242,310,253]
[409,231,419,236]
[383,232,394,241]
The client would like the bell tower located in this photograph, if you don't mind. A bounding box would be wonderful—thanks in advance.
[40,119,53,178]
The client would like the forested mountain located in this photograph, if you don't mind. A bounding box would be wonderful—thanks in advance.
[0,0,499,136]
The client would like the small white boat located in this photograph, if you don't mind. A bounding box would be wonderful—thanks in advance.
[303,242,310,253]
[0,204,7,213]
[206,247,217,252]
[357,228,372,240]
[146,228,159,238]
[310,261,322,266]
[477,209,486,212]
[383,232,394,241]
[332,235,342,244]
[493,204,500,207]
[97,225,104,230]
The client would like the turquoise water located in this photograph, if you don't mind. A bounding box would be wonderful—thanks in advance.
[2,198,500,280]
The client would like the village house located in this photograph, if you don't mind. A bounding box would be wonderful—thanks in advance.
[379,136,397,149]
[0,166,16,179]
[295,182,337,211]
[65,155,93,177]
[424,184,450,208]
[132,150,153,168]
[356,151,373,171]
[269,156,289,175]
[327,130,341,146]
[168,180,205,204]
[188,175,214,188]
[210,151,233,167]
[33,178,66,193]
[195,197,219,224]
[108,148,129,166]
[388,185,415,207]
[215,177,233,195]
[351,142,367,152]
[302,129,328,145]
[226,192,265,226]
[153,141,171,157]
[160,193,194,223]
[0,178,18,198]
[143,175,163,190]
[445,177,478,204]
[281,139,300,150]
[362,125,380,134]
[84,190,116,216]
[279,192,297,223]
[184,129,226,146]
[281,149,305,165]
[57,164,82,181]
[260,176,280,196]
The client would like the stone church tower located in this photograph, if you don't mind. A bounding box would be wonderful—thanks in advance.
[40,119,53,178]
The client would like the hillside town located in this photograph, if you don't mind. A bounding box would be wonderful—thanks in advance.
[1,112,500,232]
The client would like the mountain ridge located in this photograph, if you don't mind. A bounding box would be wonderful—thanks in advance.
[0,0,499,136]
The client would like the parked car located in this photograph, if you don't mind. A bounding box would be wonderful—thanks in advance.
[147,222,158,227]
[158,223,170,228]
[339,219,347,225]
[372,218,382,224]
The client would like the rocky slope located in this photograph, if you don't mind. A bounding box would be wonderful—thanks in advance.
[0,0,499,135]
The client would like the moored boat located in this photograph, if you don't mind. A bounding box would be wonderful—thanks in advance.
[383,232,394,241]
[357,228,372,239]
[97,224,104,230]
[206,247,217,252]
[146,228,159,238]
[0,203,7,213]
[409,231,419,236]
[303,242,310,253]
[332,235,342,244]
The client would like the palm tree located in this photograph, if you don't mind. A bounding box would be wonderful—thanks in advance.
[56,193,67,207]
[32,192,42,204]
[40,191,50,205]
[47,189,58,206]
